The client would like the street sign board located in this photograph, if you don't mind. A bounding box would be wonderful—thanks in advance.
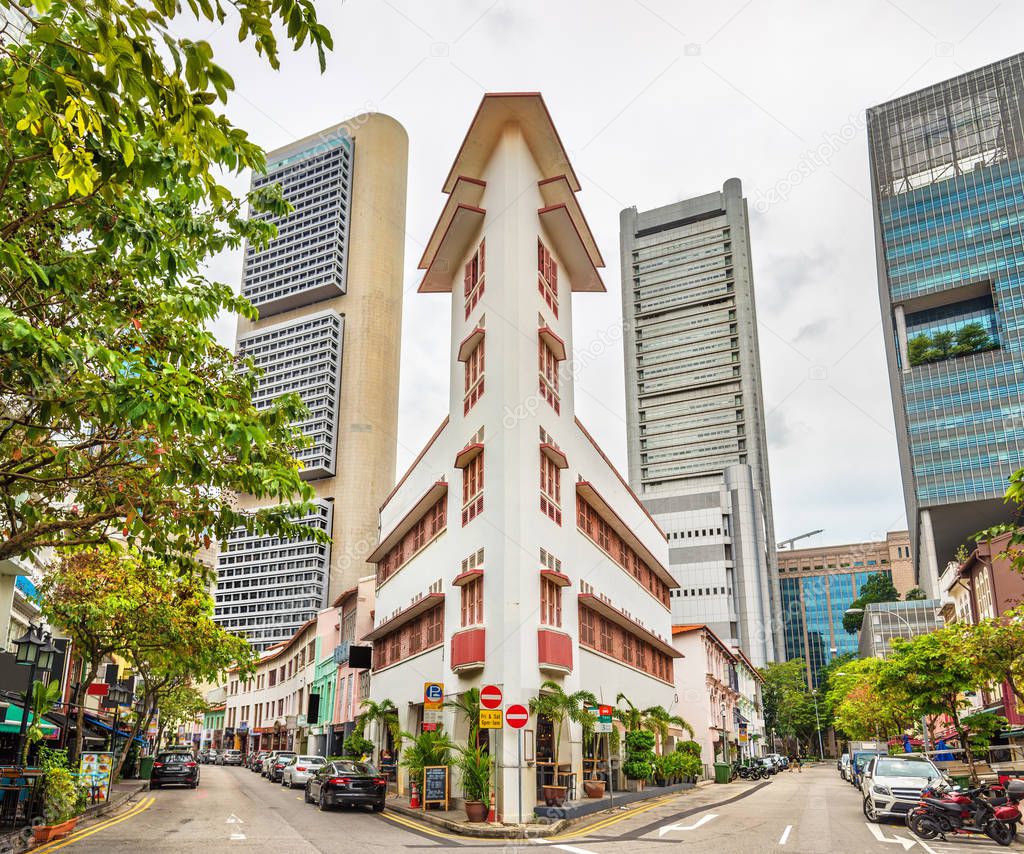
[86,683,109,697]
[424,682,444,711]
[505,704,529,729]
[480,709,502,729]
[423,709,442,725]
[595,722,612,733]
[739,722,748,743]
[598,705,613,717]
[480,684,502,709]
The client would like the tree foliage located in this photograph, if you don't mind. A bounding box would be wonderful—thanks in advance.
[843,573,901,633]
[824,657,914,741]
[0,0,334,567]
[907,322,996,366]
[760,659,818,749]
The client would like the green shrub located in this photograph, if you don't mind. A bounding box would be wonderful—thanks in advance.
[624,730,656,780]
[341,733,374,758]
[455,745,491,808]
[675,740,702,757]
[907,322,996,366]
[678,753,703,781]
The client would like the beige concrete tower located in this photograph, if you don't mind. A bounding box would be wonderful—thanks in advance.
[219,113,408,651]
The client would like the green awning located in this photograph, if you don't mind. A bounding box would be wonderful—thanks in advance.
[0,705,58,736]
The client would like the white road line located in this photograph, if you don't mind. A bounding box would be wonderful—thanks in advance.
[779,825,792,845]
[657,813,718,837]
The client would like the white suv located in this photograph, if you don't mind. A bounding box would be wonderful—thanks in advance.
[861,755,945,821]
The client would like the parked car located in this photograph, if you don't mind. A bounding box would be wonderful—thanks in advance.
[281,755,327,789]
[197,748,210,764]
[861,754,946,821]
[261,751,279,777]
[268,752,297,782]
[244,751,257,769]
[850,749,887,789]
[838,753,851,781]
[204,749,219,765]
[304,760,386,812]
[151,750,200,789]
[221,749,244,766]
[251,751,271,773]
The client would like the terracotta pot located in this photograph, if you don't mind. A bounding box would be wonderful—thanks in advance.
[32,816,78,843]
[464,800,488,822]
[583,779,606,799]
[542,784,568,806]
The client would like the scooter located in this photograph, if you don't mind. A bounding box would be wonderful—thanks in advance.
[907,781,1021,847]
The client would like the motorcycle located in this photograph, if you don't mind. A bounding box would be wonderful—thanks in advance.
[733,761,766,781]
[906,781,1021,847]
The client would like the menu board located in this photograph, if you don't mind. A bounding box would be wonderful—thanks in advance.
[79,751,113,804]
[422,765,448,810]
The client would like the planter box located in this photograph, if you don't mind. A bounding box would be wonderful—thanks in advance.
[582,779,606,798]
[32,816,78,843]
[542,784,567,806]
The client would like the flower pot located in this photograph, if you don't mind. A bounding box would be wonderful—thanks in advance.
[625,778,644,792]
[464,800,488,822]
[32,817,78,843]
[583,779,606,799]
[542,784,568,806]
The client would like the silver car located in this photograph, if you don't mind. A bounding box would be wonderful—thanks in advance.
[281,755,326,789]
[221,749,244,766]
[862,755,945,821]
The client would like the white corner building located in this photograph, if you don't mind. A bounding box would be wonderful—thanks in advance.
[367,93,681,822]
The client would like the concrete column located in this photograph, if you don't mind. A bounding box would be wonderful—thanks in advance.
[894,305,910,372]
[918,510,941,597]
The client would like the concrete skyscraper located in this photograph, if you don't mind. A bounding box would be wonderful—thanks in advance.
[620,180,779,665]
[869,54,1024,596]
[215,114,408,650]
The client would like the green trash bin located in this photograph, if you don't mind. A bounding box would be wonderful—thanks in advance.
[139,756,155,782]
[714,762,732,784]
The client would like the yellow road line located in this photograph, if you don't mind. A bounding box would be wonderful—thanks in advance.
[379,809,463,840]
[33,796,155,852]
[549,793,679,840]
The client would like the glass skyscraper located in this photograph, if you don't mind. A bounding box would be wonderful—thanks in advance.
[869,54,1024,594]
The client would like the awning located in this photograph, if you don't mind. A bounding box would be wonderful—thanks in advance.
[84,714,147,746]
[1,705,58,737]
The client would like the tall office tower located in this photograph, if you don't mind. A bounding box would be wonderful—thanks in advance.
[778,530,913,689]
[869,54,1024,596]
[215,114,408,650]
[620,180,779,665]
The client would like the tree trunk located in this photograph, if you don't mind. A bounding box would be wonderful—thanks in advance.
[110,701,149,783]
[950,702,978,782]
[74,660,99,764]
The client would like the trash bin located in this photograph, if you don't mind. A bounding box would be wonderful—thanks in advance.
[139,757,155,781]
[714,763,732,784]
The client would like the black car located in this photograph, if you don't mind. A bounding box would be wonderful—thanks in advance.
[151,751,200,789]
[305,760,386,812]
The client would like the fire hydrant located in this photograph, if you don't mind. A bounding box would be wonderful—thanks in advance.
[409,779,421,809]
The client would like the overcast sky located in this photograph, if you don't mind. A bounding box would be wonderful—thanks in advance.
[200,0,1024,552]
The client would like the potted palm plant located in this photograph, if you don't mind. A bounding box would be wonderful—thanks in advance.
[529,681,596,806]
[399,728,452,805]
[455,745,491,822]
[32,749,85,844]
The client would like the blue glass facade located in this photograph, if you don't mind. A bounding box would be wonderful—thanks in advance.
[869,55,1024,587]
[780,569,893,688]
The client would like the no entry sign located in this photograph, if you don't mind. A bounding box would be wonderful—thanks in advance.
[505,704,529,729]
[480,684,503,710]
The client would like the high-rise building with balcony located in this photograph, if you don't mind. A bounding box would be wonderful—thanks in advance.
[620,180,779,666]
[216,115,408,650]
[869,54,1024,596]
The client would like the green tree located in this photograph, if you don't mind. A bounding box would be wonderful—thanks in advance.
[641,705,694,754]
[154,685,207,750]
[0,0,334,568]
[529,681,597,768]
[357,698,400,763]
[952,610,1024,709]
[904,587,928,601]
[613,693,645,732]
[952,323,994,356]
[877,629,988,780]
[961,711,1007,755]
[761,660,818,751]
[824,657,914,741]
[843,573,900,633]
[22,678,61,764]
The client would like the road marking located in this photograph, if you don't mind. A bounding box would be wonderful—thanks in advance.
[866,821,916,850]
[226,813,244,824]
[657,813,718,837]
[779,824,792,845]
[229,832,246,841]
[32,796,156,852]
[378,810,462,840]
[549,793,679,840]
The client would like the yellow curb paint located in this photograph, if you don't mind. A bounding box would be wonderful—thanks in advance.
[33,796,156,852]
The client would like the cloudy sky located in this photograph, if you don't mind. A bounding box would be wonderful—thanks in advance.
[201,0,1023,551]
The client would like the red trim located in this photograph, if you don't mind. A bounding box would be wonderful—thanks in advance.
[452,569,484,588]
[365,593,445,642]
[537,629,573,672]
[417,204,486,291]
[368,480,448,564]
[457,326,485,362]
[580,593,680,658]
[672,624,737,662]
[536,175,606,268]
[538,326,566,361]
[540,443,568,470]
[451,628,486,671]
[575,417,667,540]
[537,204,606,292]
[454,442,484,469]
[380,417,449,511]
[540,569,571,587]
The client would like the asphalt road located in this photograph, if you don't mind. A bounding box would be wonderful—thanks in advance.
[28,764,1019,853]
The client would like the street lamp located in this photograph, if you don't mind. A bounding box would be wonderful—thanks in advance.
[810,691,825,759]
[13,624,57,765]
[844,606,930,753]
[720,702,728,764]
[107,682,133,755]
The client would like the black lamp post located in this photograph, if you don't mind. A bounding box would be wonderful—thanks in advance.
[13,624,57,766]
[107,683,132,755]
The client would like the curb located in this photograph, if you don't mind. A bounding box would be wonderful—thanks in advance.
[386,802,569,838]
[85,781,148,820]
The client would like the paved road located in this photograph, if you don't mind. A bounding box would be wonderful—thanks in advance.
[30,764,1018,853]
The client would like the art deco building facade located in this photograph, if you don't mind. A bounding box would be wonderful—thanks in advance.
[367,94,680,821]
[216,115,407,650]
[869,54,1024,595]
[620,181,779,666]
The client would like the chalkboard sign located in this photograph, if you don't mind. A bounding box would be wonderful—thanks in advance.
[423,765,449,810]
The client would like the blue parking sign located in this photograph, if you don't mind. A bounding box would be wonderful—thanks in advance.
[424,682,444,709]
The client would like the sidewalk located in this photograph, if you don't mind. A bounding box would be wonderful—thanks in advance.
[0,780,148,853]
[385,778,718,839]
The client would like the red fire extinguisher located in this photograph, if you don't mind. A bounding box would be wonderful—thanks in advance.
[409,779,420,809]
